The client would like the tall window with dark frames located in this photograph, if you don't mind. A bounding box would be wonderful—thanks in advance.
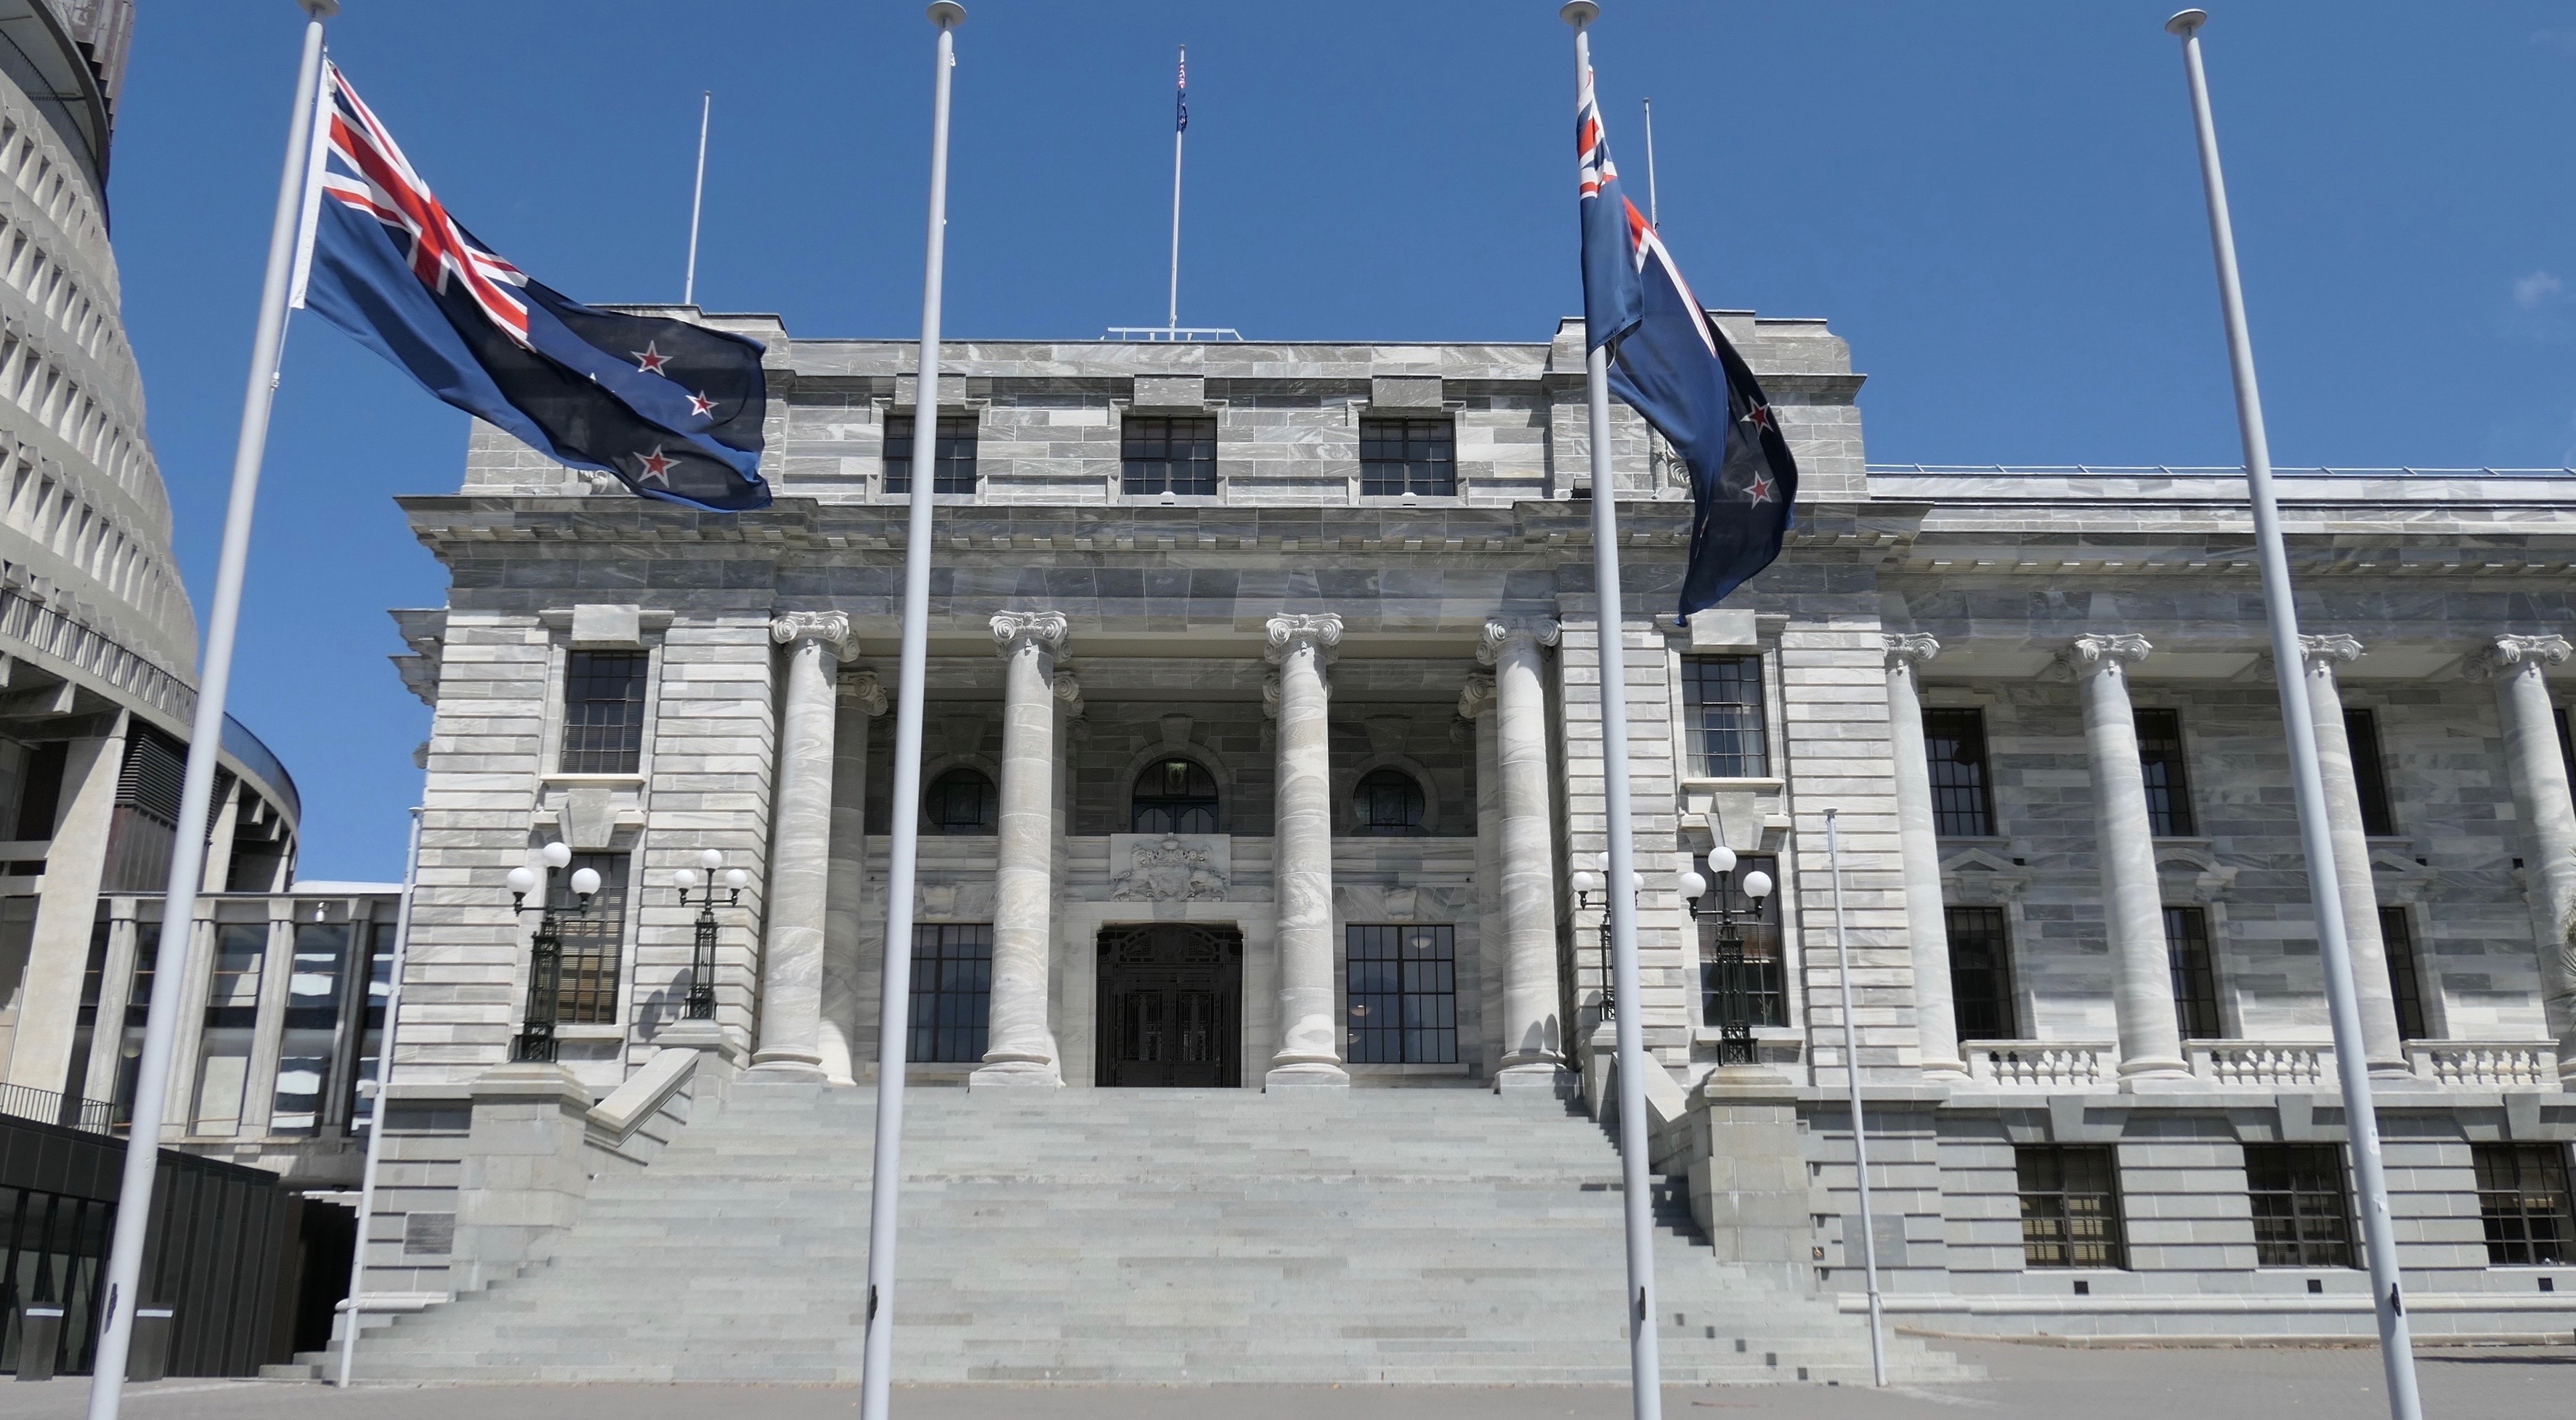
[2133,709,2195,836]
[1922,707,1994,837]
[2164,905,2224,1039]
[1132,758,1218,834]
[908,923,994,1063]
[561,650,649,774]
[1345,925,1457,1064]
[1682,656,1768,778]
[551,852,629,1025]
[2017,1145,2127,1269]
[883,412,979,495]
[1696,853,1786,1030]
[2472,1143,2575,1265]
[1358,415,1455,496]
[2245,1143,2356,1267]
[1122,413,1217,495]
[2379,906,2429,1041]
[1943,905,2017,1042]
[2345,707,2397,837]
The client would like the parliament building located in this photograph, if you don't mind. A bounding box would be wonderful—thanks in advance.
[331,312,2576,1382]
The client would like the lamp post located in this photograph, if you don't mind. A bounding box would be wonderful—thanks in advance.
[1570,856,1644,1020]
[505,841,599,1064]
[1680,847,1775,1066]
[674,848,750,1020]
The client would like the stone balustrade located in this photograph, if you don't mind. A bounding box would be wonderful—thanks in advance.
[2407,1039,2559,1087]
[2188,1041,2331,1087]
[1963,1042,2112,1088]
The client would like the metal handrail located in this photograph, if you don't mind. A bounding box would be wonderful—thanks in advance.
[0,1080,114,1135]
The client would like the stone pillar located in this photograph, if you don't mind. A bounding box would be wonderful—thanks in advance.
[2296,636,2407,1074]
[1480,617,1570,1088]
[752,611,852,1076]
[4,721,125,1092]
[819,670,888,1084]
[1264,613,1348,1087]
[1459,674,1503,1079]
[975,612,1069,1088]
[2061,634,2188,1081]
[1884,633,1967,1077]
[2469,634,2576,1075]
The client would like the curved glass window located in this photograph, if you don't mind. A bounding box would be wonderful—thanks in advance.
[925,767,996,834]
[1131,758,1218,835]
[1353,768,1426,835]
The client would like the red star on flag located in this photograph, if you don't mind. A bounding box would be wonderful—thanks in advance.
[633,341,671,375]
[1747,471,1775,504]
[686,391,716,418]
[636,447,675,484]
[1741,403,1773,432]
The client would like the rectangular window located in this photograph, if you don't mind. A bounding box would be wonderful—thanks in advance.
[2345,708,2397,837]
[347,922,392,1135]
[883,412,978,495]
[1697,853,1787,1030]
[551,853,629,1026]
[559,650,649,775]
[1346,924,1459,1064]
[2245,1143,2355,1268]
[109,922,158,1127]
[270,922,350,1137]
[1682,656,1769,779]
[2380,906,2429,1042]
[1923,707,1995,837]
[1358,415,1455,496]
[1121,413,1217,495]
[192,922,267,1136]
[2134,709,2196,836]
[2017,1144,2127,1269]
[1944,905,2017,1042]
[2472,1143,2575,1266]
[2165,905,2224,1039]
[908,923,992,1063]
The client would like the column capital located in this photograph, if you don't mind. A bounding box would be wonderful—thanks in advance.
[1264,612,1343,665]
[770,610,854,658]
[2297,633,2366,672]
[1051,671,1083,718]
[2059,633,2151,676]
[1457,672,1499,721]
[1476,617,1561,666]
[990,610,1069,658]
[2468,633,2573,681]
[841,670,889,717]
[1882,632,1940,669]
[1261,672,1281,719]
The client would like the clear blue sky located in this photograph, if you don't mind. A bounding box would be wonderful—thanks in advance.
[106,2,2576,880]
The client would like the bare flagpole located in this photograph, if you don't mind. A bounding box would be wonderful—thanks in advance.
[1167,44,1186,333]
[859,5,963,1418]
[86,4,334,1415]
[1640,97,1658,227]
[1823,810,1887,1386]
[1562,7,1662,1419]
[2163,13,2421,1420]
[684,89,710,306]
[336,805,423,1387]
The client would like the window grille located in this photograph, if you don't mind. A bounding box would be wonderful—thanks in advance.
[2344,708,2397,837]
[925,767,997,834]
[2133,709,2196,836]
[883,412,978,495]
[1353,768,1425,835]
[2245,1143,2355,1267]
[2380,906,2429,1041]
[1682,656,1768,779]
[2164,905,2224,1039]
[1943,905,2017,1042]
[1345,924,1457,1064]
[560,650,649,775]
[1358,415,1455,496]
[908,923,993,1063]
[2473,1143,2575,1265]
[549,852,628,1025]
[1697,853,1786,1030]
[1122,413,1217,495]
[1131,758,1218,834]
[2017,1144,2127,1269]
[1922,707,1995,837]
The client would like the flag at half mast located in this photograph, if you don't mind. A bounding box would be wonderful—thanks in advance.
[1576,65,1794,617]
[289,61,771,511]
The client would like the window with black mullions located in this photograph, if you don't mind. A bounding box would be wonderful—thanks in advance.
[925,767,997,834]
[2245,1143,2356,1267]
[1682,656,1769,779]
[1122,413,1218,495]
[883,412,978,495]
[1132,758,1218,834]
[550,852,629,1025]
[1923,707,1996,837]
[2473,1143,2575,1265]
[2017,1144,2127,1269]
[2134,709,2197,836]
[1358,415,1455,496]
[2380,906,2430,1041]
[560,650,649,774]
[908,923,993,1063]
[1345,924,1457,1064]
[1353,768,1425,835]
[2165,905,2224,1039]
[1944,905,2017,1042]
[2344,708,2397,837]
[1696,853,1786,1029]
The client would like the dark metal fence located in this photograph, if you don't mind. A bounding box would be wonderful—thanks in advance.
[0,1082,113,1137]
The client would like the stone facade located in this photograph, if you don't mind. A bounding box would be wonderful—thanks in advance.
[368,316,2576,1338]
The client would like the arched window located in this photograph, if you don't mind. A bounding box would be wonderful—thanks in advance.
[1353,768,1425,835]
[1132,758,1218,834]
[924,766,996,833]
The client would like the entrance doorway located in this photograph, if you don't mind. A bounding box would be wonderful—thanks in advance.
[1095,924,1243,1087]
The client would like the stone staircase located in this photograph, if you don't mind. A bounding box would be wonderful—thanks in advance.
[353,1080,1971,1384]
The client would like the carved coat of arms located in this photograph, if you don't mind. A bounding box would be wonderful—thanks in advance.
[1114,835,1229,901]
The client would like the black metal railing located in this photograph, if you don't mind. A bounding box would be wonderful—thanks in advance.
[0,1082,114,1136]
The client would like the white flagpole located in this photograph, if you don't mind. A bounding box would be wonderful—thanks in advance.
[1824,809,1887,1386]
[1561,7,1661,1419]
[86,4,333,1415]
[1166,45,1185,333]
[860,5,962,1418]
[2163,13,2422,1420]
[1640,97,1658,227]
[336,805,423,1387]
[684,89,710,307]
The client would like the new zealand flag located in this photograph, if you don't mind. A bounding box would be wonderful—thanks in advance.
[1576,66,1794,617]
[289,62,769,511]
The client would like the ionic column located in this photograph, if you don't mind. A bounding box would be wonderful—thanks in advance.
[1265,612,1348,1087]
[819,670,888,1084]
[975,612,1069,1088]
[1884,633,1967,1077]
[1481,617,1570,1087]
[2295,636,2407,1075]
[2469,634,2576,1076]
[2061,634,2188,1081]
[752,611,852,1076]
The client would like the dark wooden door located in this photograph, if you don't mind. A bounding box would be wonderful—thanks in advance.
[1096,924,1242,1087]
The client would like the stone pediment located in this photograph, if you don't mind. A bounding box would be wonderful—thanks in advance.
[1940,847,2030,905]
[1109,833,1232,901]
